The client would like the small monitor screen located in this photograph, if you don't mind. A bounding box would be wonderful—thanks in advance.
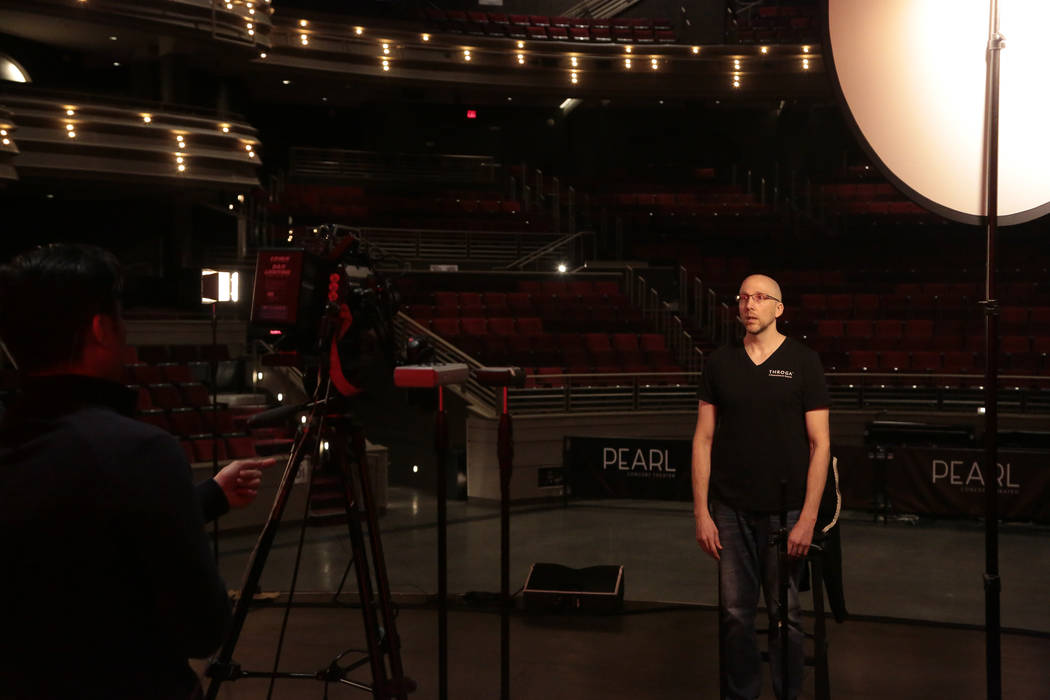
[250,250,304,327]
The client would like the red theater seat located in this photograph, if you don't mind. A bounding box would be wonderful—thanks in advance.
[460,317,488,336]
[488,317,516,336]
[226,435,257,459]
[148,384,183,410]
[518,317,544,336]
[179,383,212,408]
[431,318,461,338]
[169,408,205,437]
[192,438,228,463]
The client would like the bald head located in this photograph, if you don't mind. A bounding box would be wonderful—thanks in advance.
[739,274,782,302]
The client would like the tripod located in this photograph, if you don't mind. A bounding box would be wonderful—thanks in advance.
[205,394,415,699]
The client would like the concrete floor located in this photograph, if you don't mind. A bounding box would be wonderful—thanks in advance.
[215,487,1050,633]
[199,487,1050,699]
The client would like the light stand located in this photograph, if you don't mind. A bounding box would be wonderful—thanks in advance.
[392,363,470,700]
[980,5,1003,695]
[826,4,1050,697]
[201,268,239,562]
[475,366,527,700]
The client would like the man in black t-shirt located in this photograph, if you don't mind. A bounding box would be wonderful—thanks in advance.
[692,274,831,700]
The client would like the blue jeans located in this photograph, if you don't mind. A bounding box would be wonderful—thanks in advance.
[712,501,804,700]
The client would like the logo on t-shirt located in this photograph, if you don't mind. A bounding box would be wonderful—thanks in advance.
[769,369,793,379]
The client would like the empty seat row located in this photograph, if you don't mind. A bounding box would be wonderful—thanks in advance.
[123,362,206,386]
[821,349,1050,373]
[137,406,236,437]
[130,382,215,411]
[130,344,230,365]
[178,435,258,464]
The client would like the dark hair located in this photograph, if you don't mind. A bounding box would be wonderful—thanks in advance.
[0,244,123,373]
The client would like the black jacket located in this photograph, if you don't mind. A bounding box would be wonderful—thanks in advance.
[0,375,231,699]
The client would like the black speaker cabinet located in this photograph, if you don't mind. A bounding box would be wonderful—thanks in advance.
[523,563,624,613]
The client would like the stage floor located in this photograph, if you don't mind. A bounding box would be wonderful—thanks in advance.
[203,487,1050,699]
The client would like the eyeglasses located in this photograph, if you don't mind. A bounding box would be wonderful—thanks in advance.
[736,293,781,305]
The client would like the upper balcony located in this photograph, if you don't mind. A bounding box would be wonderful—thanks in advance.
[0,0,273,52]
[0,84,261,188]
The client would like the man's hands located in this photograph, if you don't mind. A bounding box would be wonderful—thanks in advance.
[787,515,816,558]
[213,458,276,510]
[695,512,722,560]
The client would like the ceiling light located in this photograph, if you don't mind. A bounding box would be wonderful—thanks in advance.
[517,52,525,64]
[570,56,578,67]
[112,62,120,67]
[691,46,700,54]
[67,130,77,138]
[802,58,810,70]
[761,46,769,54]
[624,58,632,69]
[570,70,578,84]
[142,114,151,123]
[65,124,74,131]
[625,46,632,54]
[109,35,117,41]
[299,19,308,27]
[463,49,471,61]
[300,34,308,45]
[65,107,76,116]
[259,52,267,59]
[354,26,363,35]
[650,58,659,70]
[517,41,524,49]
[802,45,810,53]
[422,33,430,42]
[282,79,291,84]
[177,163,186,172]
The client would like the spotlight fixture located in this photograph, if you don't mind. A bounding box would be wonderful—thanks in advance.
[463,49,471,61]
[624,57,632,69]
[517,40,524,49]
[802,45,810,53]
[259,52,267,59]
[761,46,769,54]
[382,42,390,55]
[220,123,230,133]
[570,70,578,84]
[802,58,810,70]
[570,56,578,67]
[354,26,363,35]
[516,52,525,65]
[625,45,632,54]
[141,114,152,124]
[650,57,659,70]
[691,46,700,54]
[65,107,76,116]
[422,33,430,42]
[299,19,308,27]
[381,58,390,71]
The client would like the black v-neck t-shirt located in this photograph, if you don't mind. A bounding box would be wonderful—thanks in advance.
[698,337,830,512]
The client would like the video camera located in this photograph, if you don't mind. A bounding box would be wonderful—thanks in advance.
[249,225,399,397]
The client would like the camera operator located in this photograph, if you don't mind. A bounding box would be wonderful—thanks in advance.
[0,244,274,699]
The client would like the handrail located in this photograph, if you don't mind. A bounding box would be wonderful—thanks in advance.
[502,229,594,270]
[394,313,498,416]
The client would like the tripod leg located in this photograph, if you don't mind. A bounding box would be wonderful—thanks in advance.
[334,425,413,700]
[265,443,320,700]
[205,428,313,700]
